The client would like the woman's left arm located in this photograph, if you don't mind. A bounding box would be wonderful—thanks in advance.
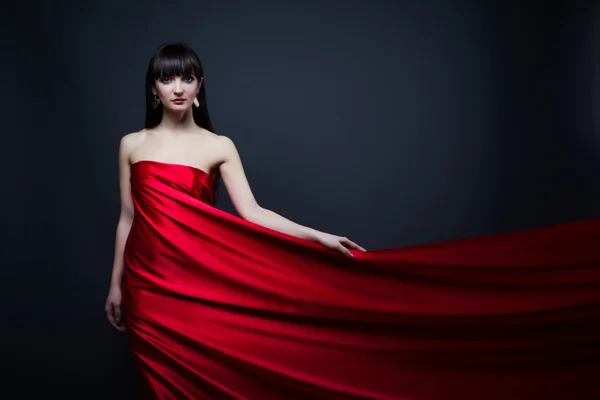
[216,135,366,259]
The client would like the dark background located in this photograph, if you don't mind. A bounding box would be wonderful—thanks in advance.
[2,0,599,398]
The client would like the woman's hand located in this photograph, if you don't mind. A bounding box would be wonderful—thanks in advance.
[313,232,367,259]
[105,285,126,332]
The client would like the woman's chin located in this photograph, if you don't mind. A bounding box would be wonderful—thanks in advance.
[164,106,190,113]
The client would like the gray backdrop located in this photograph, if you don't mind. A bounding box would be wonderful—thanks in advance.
[2,0,599,398]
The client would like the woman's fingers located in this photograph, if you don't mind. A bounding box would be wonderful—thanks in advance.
[113,306,126,332]
[113,306,122,324]
[339,244,354,258]
[106,304,126,332]
[340,237,367,252]
[105,305,114,323]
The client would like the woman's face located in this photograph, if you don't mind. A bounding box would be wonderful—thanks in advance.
[152,73,203,112]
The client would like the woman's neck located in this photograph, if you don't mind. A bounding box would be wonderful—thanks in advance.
[157,109,197,132]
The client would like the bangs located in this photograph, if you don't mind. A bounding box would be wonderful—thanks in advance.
[151,47,200,79]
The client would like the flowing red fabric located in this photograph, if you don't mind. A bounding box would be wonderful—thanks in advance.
[122,160,600,400]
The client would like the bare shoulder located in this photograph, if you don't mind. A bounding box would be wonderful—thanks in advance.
[213,134,238,156]
[121,129,147,147]
[119,129,147,160]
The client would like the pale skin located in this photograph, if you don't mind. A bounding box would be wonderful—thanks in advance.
[105,72,366,332]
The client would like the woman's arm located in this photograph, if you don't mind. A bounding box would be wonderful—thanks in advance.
[245,206,319,241]
[105,135,136,332]
[216,136,365,258]
[110,218,133,287]
[109,135,136,288]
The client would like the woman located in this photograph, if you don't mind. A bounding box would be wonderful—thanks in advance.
[105,43,600,399]
[105,43,365,328]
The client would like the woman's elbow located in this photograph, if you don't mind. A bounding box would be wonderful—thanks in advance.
[239,203,262,221]
[118,209,134,226]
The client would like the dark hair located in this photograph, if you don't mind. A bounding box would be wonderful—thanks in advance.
[144,42,221,204]
[144,42,213,131]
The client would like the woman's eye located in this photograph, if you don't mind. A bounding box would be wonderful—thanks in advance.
[159,77,172,83]
[183,75,195,83]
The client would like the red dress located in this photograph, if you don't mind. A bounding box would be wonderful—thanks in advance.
[122,160,600,400]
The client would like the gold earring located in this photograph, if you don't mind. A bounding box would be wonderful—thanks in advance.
[193,97,200,108]
[152,94,161,109]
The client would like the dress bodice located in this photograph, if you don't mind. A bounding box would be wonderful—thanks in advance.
[130,160,216,205]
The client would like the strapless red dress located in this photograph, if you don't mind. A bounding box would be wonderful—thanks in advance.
[122,160,600,400]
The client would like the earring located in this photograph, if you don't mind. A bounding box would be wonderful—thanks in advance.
[193,97,200,108]
[152,94,161,109]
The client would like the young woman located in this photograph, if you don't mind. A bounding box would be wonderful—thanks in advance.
[105,43,365,331]
[104,42,600,399]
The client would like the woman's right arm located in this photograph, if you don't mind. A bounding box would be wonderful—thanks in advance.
[109,135,135,288]
[106,135,135,331]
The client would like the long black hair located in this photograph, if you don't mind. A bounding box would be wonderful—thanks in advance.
[143,42,221,203]
[144,42,213,131]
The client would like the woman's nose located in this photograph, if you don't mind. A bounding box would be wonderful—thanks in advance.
[174,78,183,93]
